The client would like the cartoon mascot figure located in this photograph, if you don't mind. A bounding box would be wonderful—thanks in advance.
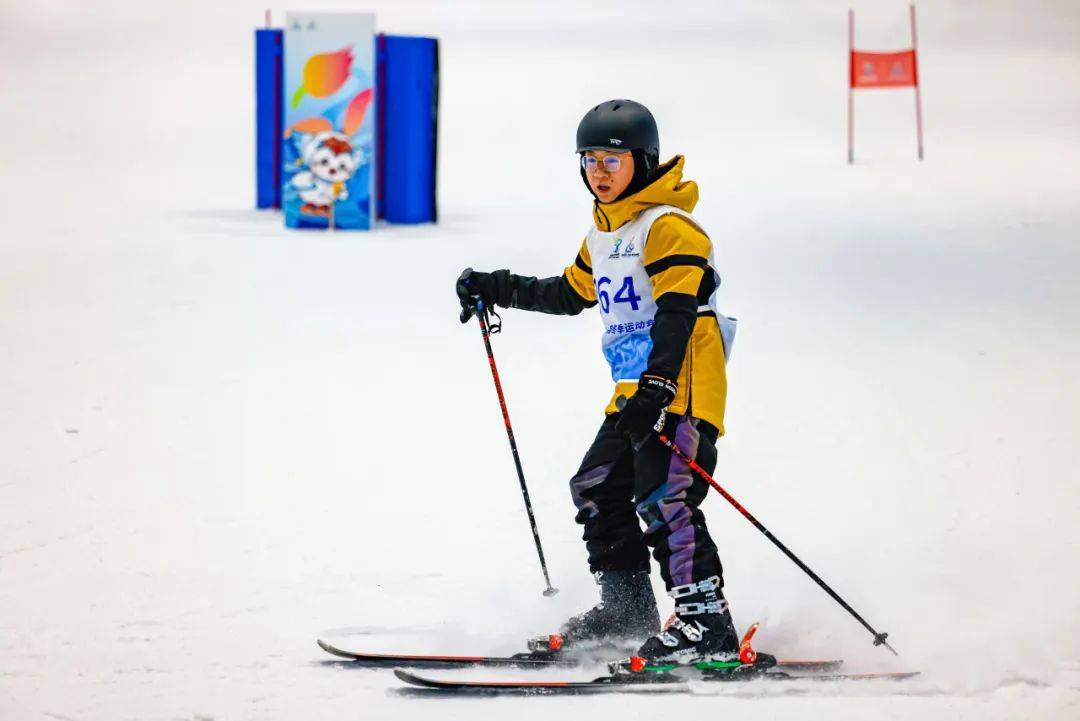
[291,132,360,217]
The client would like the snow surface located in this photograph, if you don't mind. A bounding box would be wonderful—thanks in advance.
[2,0,1079,718]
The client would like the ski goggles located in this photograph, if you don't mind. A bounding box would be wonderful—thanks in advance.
[581,154,625,173]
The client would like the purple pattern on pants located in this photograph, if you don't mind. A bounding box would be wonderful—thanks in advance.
[636,418,702,587]
[570,461,616,519]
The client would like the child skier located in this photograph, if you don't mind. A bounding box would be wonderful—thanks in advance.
[456,99,738,664]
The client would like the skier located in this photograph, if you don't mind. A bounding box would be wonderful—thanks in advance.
[456,99,738,664]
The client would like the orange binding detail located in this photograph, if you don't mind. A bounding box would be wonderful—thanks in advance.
[548,634,564,652]
[739,622,760,665]
[629,656,646,673]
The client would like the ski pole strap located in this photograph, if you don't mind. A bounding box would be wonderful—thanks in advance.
[475,300,502,334]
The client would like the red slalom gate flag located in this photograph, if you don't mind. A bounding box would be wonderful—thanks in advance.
[850,50,918,88]
[847,5,925,162]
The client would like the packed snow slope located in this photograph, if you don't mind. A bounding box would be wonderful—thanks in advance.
[2,1,1078,719]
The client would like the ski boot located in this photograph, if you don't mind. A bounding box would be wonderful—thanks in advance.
[612,621,777,678]
[528,570,660,654]
[632,575,740,665]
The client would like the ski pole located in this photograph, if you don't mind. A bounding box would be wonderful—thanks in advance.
[473,301,558,598]
[616,397,896,655]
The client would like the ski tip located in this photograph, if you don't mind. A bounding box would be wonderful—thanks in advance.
[394,668,443,689]
[316,639,355,660]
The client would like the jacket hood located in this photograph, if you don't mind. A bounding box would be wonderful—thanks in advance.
[591,156,698,232]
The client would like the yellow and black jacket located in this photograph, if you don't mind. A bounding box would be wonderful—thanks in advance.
[484,156,728,434]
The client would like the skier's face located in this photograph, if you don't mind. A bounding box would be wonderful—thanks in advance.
[582,150,634,203]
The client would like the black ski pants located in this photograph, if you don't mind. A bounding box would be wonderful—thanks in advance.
[569,412,724,591]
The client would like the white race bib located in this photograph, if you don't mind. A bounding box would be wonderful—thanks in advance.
[586,206,735,382]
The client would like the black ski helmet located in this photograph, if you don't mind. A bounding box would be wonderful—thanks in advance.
[576,99,659,158]
[576,100,660,200]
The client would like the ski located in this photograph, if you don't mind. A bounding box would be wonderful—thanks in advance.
[316,639,577,668]
[317,639,842,672]
[393,667,920,695]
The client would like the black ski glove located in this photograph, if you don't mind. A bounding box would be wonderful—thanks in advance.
[615,374,678,443]
[456,267,513,323]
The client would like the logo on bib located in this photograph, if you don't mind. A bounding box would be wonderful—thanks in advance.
[608,239,640,260]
